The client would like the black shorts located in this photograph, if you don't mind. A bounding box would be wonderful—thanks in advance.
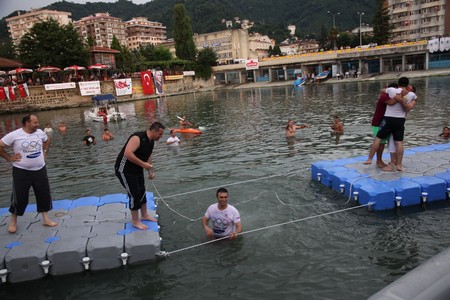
[115,170,147,210]
[376,117,405,142]
[10,166,53,216]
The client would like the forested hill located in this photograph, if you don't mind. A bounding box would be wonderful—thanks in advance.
[1,0,377,42]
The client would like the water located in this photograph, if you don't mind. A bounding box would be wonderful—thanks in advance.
[0,77,449,299]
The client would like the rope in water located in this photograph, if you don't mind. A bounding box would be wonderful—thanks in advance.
[161,203,370,256]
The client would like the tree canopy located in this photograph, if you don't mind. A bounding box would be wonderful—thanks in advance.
[16,19,89,68]
[173,3,197,61]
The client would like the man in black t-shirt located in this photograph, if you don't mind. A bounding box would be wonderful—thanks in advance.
[115,122,165,230]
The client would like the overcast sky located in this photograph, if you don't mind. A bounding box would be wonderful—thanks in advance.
[0,0,150,19]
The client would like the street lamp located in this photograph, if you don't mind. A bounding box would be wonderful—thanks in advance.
[327,10,340,28]
[357,12,365,47]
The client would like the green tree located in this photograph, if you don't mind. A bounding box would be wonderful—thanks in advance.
[139,44,156,61]
[111,35,133,72]
[0,40,15,59]
[319,25,329,50]
[17,19,89,68]
[173,3,197,60]
[372,0,392,45]
[152,46,173,61]
[195,47,217,80]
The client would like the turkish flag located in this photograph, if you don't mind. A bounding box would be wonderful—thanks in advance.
[0,88,5,101]
[18,84,28,97]
[141,71,154,95]
[8,86,16,101]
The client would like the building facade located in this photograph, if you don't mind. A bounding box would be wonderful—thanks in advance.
[125,17,167,50]
[388,0,450,43]
[6,9,72,46]
[194,29,250,65]
[74,13,127,48]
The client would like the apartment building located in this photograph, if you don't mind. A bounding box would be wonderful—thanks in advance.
[388,0,450,43]
[248,33,275,58]
[125,17,167,50]
[73,13,127,48]
[6,9,72,46]
[194,29,250,65]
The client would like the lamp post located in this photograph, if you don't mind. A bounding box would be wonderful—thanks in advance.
[327,10,340,28]
[357,12,365,47]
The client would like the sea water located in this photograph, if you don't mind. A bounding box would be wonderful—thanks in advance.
[0,77,449,299]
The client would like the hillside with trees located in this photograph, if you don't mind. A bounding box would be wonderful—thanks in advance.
[1,0,377,43]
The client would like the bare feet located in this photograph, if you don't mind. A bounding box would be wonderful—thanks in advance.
[7,223,17,233]
[132,221,149,230]
[141,215,157,222]
[382,164,395,172]
[363,159,372,165]
[397,166,405,171]
[43,220,58,227]
[376,161,387,168]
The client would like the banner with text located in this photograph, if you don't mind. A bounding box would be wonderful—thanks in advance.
[114,78,132,96]
[45,82,76,91]
[245,59,259,70]
[79,81,101,96]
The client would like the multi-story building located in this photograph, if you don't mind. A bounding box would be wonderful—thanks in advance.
[6,9,72,46]
[279,39,320,55]
[194,29,250,65]
[73,13,127,48]
[125,17,167,50]
[248,33,275,58]
[388,0,450,43]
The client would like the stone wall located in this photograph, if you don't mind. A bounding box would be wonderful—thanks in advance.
[0,76,214,114]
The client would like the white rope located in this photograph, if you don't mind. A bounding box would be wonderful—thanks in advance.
[165,203,370,256]
[151,182,307,223]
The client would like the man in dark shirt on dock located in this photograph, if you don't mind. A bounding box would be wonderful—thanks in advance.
[115,122,165,230]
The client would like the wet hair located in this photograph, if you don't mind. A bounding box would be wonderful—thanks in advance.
[104,128,109,132]
[86,129,90,133]
[22,114,33,125]
[388,83,398,88]
[398,77,409,87]
[216,187,228,197]
[170,130,174,134]
[149,122,165,131]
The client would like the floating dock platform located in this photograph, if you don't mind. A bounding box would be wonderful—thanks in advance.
[311,143,450,210]
[0,192,160,284]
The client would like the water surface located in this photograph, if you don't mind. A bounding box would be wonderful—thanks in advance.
[0,77,449,299]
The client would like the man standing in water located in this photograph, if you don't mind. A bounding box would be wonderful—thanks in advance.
[115,122,165,230]
[0,114,58,233]
[202,187,242,240]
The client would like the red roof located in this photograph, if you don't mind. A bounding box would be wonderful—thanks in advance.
[90,47,120,54]
[0,57,23,68]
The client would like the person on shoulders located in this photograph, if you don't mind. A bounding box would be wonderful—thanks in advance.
[179,115,192,129]
[285,119,309,138]
[166,130,181,146]
[83,129,96,145]
[202,187,242,240]
[102,128,114,141]
[439,126,450,138]
[58,122,68,133]
[331,115,344,133]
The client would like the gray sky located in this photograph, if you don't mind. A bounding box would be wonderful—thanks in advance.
[0,0,151,19]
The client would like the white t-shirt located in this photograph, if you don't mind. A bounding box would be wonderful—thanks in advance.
[384,87,406,118]
[167,136,181,146]
[205,204,241,237]
[1,128,47,170]
[43,127,53,135]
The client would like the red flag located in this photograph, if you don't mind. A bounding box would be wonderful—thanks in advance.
[18,84,27,97]
[0,88,5,101]
[8,86,16,101]
[141,71,154,95]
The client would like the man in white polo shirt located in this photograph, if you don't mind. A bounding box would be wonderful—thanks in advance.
[0,114,58,233]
